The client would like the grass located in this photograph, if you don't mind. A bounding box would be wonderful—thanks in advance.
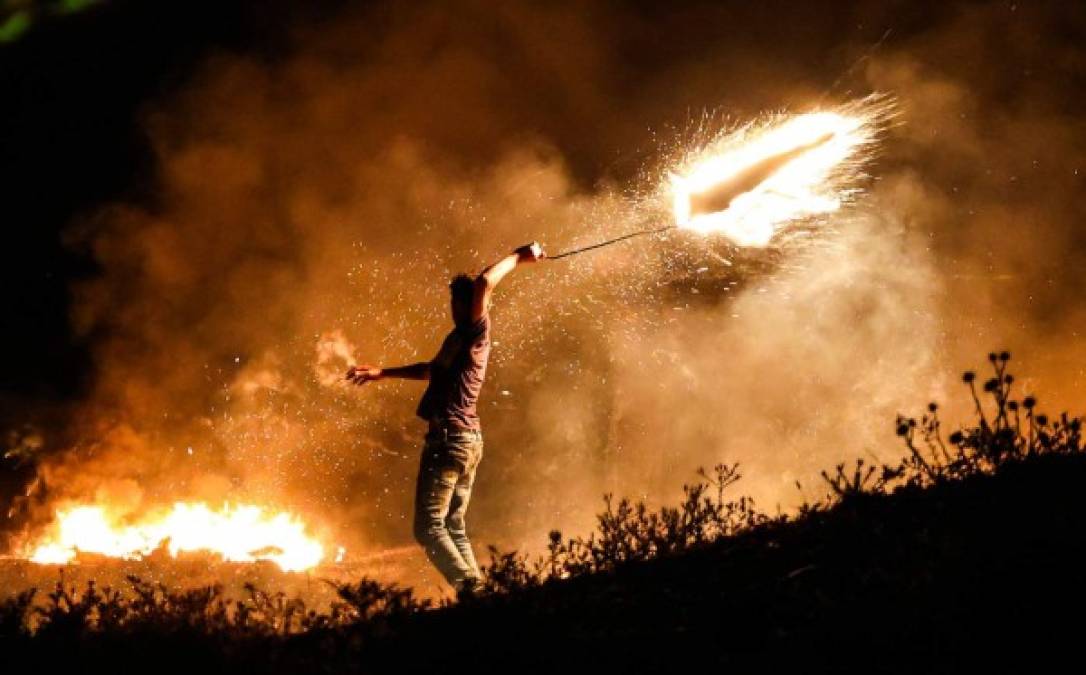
[2,351,1084,673]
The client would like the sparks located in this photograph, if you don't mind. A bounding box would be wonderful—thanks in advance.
[26,502,325,572]
[670,96,889,247]
[550,96,892,261]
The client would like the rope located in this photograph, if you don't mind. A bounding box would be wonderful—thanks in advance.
[548,225,676,260]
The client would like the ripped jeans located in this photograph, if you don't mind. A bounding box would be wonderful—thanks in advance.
[412,427,484,588]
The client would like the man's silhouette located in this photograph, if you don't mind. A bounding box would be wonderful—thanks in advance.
[347,242,545,591]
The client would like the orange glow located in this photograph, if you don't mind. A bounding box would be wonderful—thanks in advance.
[670,98,885,246]
[27,502,325,572]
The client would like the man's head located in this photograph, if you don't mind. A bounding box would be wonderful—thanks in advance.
[449,274,475,327]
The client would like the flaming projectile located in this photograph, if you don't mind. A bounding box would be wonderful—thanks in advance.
[682,131,834,220]
[550,96,889,258]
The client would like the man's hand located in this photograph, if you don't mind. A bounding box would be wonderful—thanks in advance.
[473,242,546,321]
[348,361,429,383]
[346,365,383,385]
[515,241,546,263]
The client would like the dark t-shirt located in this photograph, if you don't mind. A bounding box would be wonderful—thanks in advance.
[416,315,491,430]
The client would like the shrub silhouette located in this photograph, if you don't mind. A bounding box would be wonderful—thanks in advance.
[474,352,1082,590]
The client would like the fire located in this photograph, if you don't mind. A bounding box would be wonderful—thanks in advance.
[670,97,887,246]
[27,502,325,572]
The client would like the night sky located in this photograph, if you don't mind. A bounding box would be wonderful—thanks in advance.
[0,0,343,406]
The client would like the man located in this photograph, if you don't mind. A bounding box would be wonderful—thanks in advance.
[346,242,546,592]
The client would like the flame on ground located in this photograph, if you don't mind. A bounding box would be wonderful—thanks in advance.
[670,95,891,247]
[26,502,325,572]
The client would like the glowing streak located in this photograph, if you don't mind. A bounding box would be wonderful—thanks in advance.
[550,97,890,260]
[670,99,884,247]
[27,502,325,572]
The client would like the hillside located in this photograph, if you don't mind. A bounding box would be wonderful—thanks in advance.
[3,355,1083,673]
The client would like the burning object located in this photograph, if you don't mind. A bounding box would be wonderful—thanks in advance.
[25,502,325,572]
[678,131,834,220]
[551,95,889,258]
[670,105,879,246]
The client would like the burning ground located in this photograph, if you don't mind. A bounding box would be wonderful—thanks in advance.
[2,0,1085,602]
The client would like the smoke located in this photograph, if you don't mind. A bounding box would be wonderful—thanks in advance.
[860,1,1086,406]
[11,0,1085,569]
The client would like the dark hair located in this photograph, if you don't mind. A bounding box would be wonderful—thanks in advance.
[449,274,474,306]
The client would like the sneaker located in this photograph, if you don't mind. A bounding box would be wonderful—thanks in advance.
[455,575,482,601]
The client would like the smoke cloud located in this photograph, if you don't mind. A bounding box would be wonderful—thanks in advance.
[10,1,1084,582]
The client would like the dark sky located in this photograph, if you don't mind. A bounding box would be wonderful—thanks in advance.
[0,0,348,406]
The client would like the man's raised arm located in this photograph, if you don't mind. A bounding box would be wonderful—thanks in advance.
[472,242,546,321]
[346,361,429,386]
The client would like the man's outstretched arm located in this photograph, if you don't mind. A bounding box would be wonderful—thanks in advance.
[346,361,429,386]
[472,242,546,321]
